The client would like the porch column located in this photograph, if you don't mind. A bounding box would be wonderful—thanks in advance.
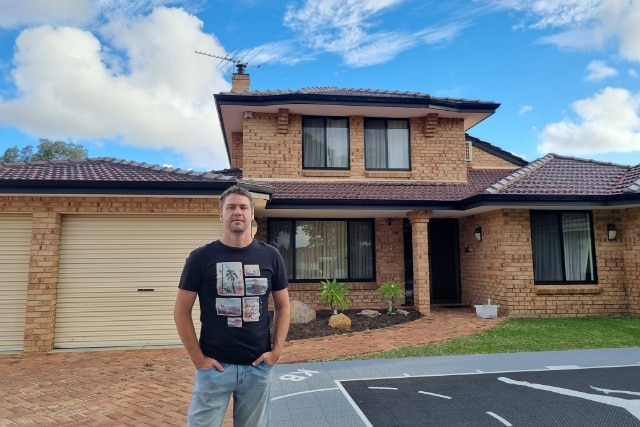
[24,212,61,352]
[407,210,432,315]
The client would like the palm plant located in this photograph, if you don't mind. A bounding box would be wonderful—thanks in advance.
[319,279,352,314]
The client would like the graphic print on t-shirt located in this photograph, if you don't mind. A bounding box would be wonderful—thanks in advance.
[216,262,266,326]
[217,262,245,295]
[216,298,241,316]
[245,277,268,295]
[243,297,260,322]
[244,264,261,277]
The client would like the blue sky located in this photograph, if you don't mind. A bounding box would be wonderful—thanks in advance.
[0,0,638,171]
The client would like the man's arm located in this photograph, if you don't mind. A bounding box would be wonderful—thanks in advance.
[253,288,290,366]
[174,288,222,370]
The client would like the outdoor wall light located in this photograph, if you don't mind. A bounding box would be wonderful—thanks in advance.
[607,223,617,241]
[474,226,482,242]
[251,219,258,237]
[386,218,393,226]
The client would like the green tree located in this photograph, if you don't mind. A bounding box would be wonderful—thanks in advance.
[0,139,88,163]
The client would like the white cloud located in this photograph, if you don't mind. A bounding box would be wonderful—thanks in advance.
[0,0,95,28]
[0,7,232,169]
[519,105,533,115]
[538,87,640,156]
[496,0,640,63]
[584,60,617,81]
[283,0,468,67]
[629,69,638,78]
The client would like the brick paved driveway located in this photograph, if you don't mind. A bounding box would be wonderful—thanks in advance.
[0,348,193,426]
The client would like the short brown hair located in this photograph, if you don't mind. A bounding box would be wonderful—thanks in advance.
[220,185,254,210]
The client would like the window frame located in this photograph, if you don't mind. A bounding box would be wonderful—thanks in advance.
[364,118,411,171]
[267,218,376,283]
[529,210,598,285]
[302,116,350,170]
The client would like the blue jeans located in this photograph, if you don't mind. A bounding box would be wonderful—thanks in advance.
[187,362,273,427]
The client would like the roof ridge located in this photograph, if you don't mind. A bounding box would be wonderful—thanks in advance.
[619,164,640,193]
[484,154,555,194]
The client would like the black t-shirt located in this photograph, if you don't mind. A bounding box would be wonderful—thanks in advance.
[178,239,288,365]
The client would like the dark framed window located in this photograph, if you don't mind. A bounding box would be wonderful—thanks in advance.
[268,219,374,282]
[365,118,410,170]
[530,210,597,284]
[302,117,349,169]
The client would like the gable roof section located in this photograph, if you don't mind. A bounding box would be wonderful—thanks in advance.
[465,134,527,166]
[0,158,256,196]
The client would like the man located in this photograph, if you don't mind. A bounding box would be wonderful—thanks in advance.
[174,185,290,427]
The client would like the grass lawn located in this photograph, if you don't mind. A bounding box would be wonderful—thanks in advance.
[349,316,640,360]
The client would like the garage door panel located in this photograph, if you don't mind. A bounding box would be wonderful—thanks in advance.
[55,215,219,349]
[0,215,31,351]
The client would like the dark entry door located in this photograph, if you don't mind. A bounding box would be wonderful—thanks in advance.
[428,219,461,304]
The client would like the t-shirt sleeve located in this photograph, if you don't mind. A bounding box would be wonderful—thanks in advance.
[178,249,202,292]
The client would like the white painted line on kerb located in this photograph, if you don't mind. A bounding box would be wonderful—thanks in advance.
[487,411,513,426]
[546,365,580,370]
[418,391,452,399]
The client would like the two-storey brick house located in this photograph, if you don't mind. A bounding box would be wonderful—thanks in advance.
[2,68,639,353]
[215,69,640,319]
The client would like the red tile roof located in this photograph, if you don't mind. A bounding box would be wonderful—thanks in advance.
[485,154,638,195]
[260,169,515,202]
[0,158,236,182]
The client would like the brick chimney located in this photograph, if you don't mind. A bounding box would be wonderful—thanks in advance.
[231,63,250,92]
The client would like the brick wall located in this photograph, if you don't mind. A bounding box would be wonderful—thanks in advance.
[622,208,640,315]
[239,113,468,182]
[460,209,631,318]
[469,146,522,169]
[1,195,220,352]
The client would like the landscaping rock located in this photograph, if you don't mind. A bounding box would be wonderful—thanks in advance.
[290,300,316,324]
[328,313,352,330]
[357,309,381,318]
[396,309,409,317]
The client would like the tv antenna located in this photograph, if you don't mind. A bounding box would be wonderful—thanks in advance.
[194,48,266,74]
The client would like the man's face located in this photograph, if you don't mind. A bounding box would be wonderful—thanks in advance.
[221,193,253,234]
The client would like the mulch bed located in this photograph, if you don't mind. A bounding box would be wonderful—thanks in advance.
[285,308,423,341]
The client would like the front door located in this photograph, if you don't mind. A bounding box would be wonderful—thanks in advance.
[428,219,461,304]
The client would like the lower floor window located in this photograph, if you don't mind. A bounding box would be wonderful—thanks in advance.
[268,219,374,281]
[530,210,597,283]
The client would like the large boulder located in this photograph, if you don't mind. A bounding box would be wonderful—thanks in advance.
[290,300,316,324]
[328,313,352,330]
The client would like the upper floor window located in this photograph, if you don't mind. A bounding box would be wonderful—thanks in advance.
[365,118,410,170]
[268,219,374,282]
[302,117,349,169]
[530,210,597,284]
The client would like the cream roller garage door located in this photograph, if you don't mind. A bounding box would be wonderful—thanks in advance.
[55,215,221,348]
[0,215,31,351]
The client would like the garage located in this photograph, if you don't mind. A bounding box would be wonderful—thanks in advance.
[0,215,31,351]
[54,214,222,348]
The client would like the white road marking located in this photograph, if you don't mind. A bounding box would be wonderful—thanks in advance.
[271,387,338,401]
[368,386,398,390]
[418,391,452,399]
[498,376,640,420]
[336,381,374,427]
[546,365,580,370]
[487,411,513,426]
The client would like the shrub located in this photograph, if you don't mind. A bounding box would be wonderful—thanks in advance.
[377,281,405,313]
[319,279,353,313]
